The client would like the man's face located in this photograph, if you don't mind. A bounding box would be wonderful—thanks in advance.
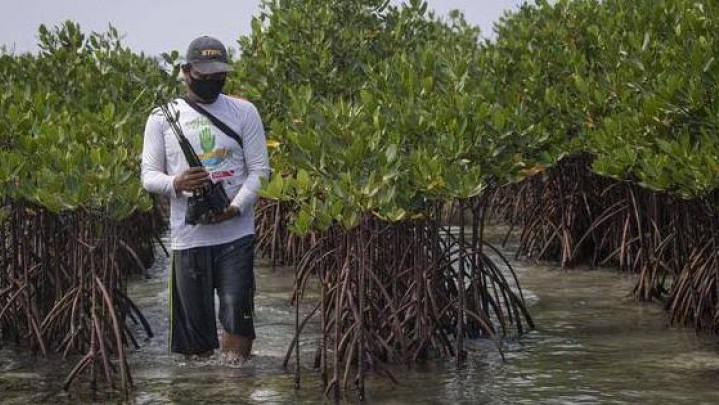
[183,65,228,102]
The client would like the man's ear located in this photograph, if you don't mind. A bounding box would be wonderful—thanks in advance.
[180,65,192,82]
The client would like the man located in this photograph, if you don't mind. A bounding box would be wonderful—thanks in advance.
[141,36,270,362]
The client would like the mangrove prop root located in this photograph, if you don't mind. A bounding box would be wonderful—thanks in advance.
[0,201,159,394]
[278,203,533,400]
[489,152,719,334]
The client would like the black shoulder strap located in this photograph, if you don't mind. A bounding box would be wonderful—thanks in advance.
[183,96,243,149]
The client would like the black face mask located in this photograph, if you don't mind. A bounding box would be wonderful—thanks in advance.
[188,77,225,102]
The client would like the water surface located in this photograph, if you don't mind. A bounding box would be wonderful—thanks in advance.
[2,235,718,404]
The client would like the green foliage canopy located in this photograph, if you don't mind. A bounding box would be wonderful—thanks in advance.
[237,0,519,233]
[3,0,718,225]
[0,21,179,218]
[485,0,719,198]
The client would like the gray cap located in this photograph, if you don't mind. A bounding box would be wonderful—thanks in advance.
[185,36,233,74]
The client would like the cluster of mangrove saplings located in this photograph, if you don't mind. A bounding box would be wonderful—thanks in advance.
[482,0,719,334]
[237,0,719,396]
[3,0,719,398]
[0,22,176,393]
[241,0,535,398]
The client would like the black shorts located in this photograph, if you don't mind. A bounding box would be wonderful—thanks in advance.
[169,235,255,355]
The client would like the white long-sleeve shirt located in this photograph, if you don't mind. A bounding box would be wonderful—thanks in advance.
[141,94,270,250]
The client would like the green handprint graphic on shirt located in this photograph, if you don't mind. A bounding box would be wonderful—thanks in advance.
[191,116,215,153]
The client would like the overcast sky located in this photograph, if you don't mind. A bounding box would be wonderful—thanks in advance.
[1,1,527,56]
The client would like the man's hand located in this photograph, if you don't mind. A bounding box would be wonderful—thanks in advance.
[209,205,241,224]
[174,167,209,193]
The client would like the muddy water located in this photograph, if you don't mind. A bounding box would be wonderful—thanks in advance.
[2,234,719,404]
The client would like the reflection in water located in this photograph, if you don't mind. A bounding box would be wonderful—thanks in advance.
[2,234,719,404]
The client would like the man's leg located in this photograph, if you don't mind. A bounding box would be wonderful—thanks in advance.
[221,332,253,358]
[214,235,256,361]
[170,246,219,356]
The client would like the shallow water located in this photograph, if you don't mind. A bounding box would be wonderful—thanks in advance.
[2,233,719,404]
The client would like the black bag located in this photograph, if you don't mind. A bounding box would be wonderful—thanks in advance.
[185,180,230,225]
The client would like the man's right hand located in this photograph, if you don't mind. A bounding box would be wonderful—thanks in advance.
[173,167,210,193]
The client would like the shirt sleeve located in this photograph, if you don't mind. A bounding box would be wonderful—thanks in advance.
[141,110,178,198]
[230,103,271,214]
